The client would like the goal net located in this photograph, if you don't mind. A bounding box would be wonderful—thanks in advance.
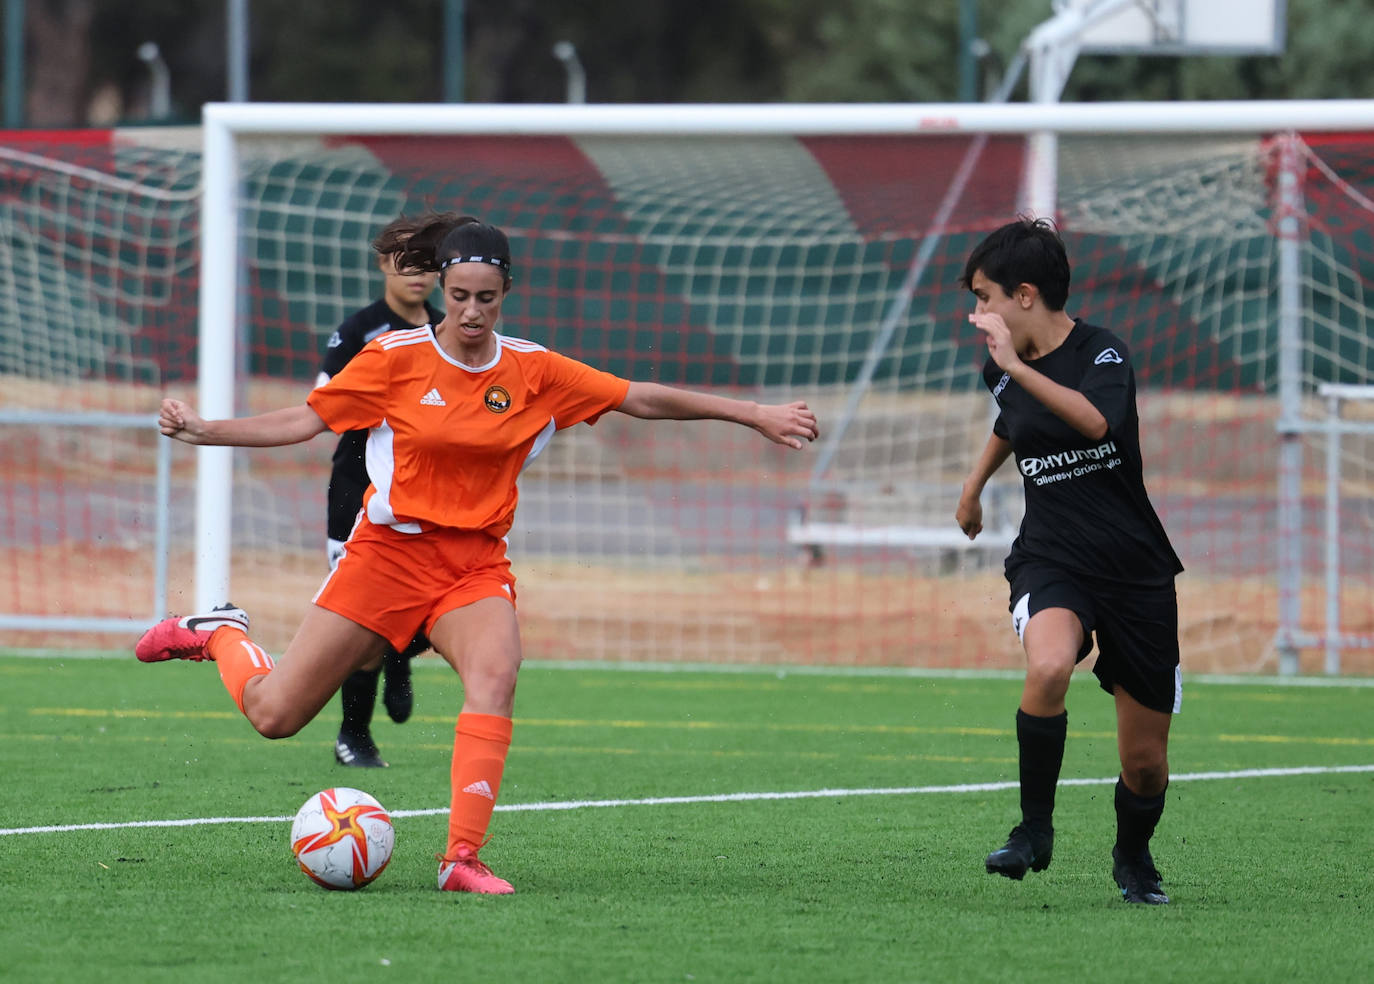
[3,104,1373,675]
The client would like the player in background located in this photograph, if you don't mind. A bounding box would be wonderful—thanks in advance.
[954,216,1183,905]
[136,213,820,896]
[319,222,443,769]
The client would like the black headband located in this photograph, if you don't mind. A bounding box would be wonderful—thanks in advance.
[441,254,512,273]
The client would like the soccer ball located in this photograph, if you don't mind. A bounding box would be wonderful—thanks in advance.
[290,787,395,890]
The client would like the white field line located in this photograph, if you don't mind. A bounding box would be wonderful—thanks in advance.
[3,763,1371,837]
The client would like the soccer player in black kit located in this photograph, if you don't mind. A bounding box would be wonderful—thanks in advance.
[955,217,1183,905]
[318,220,442,768]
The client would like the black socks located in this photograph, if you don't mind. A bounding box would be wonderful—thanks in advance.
[1017,708,1068,834]
[1114,776,1166,861]
[1017,709,1167,862]
[340,665,382,736]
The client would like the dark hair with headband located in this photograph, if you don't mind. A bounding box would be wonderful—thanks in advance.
[374,212,512,283]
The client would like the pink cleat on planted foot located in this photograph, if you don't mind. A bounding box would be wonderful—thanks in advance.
[135,604,250,663]
[437,845,514,895]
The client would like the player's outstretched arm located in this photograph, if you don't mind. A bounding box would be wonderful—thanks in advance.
[956,432,1013,540]
[616,381,819,450]
[158,398,330,447]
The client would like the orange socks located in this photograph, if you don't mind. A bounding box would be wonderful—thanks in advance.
[446,712,513,859]
[206,627,275,715]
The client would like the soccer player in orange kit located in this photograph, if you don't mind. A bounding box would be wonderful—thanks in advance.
[135,213,820,895]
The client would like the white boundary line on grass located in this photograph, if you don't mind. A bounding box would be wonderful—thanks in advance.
[3,763,1371,837]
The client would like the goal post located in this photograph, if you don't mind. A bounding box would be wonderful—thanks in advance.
[191,100,1374,673]
[5,100,1374,676]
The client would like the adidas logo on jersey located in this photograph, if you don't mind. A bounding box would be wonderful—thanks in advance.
[420,388,447,406]
[462,780,494,800]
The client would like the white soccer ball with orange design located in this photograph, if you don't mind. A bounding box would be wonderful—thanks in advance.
[290,787,395,890]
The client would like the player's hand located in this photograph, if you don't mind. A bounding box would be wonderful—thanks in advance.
[955,492,983,540]
[968,312,1022,373]
[158,398,208,444]
[756,401,819,450]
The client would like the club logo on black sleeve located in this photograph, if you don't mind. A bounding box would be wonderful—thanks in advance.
[484,385,512,414]
[1094,347,1123,365]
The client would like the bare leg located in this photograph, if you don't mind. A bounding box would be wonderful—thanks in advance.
[1114,686,1171,797]
[1019,607,1082,716]
[429,595,523,716]
[239,605,387,738]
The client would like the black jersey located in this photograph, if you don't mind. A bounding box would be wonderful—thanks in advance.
[318,298,443,506]
[985,319,1183,586]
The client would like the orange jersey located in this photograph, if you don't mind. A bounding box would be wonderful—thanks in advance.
[306,327,629,537]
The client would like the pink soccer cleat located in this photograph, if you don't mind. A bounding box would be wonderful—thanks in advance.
[135,604,250,663]
[437,845,514,895]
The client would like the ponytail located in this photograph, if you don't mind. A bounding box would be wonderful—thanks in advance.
[374,212,511,282]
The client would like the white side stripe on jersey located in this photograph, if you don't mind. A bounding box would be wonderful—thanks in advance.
[499,334,548,353]
[363,420,423,535]
[522,416,557,473]
[379,327,433,349]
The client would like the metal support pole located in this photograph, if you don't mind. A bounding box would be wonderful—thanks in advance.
[227,0,249,102]
[443,0,464,102]
[137,42,172,120]
[1023,24,1077,217]
[153,424,172,616]
[958,0,979,102]
[1274,132,1305,675]
[553,41,586,104]
[1323,392,1341,674]
[3,0,23,128]
[195,110,239,612]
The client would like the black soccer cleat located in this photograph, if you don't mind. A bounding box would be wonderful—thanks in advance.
[985,823,1054,880]
[334,730,388,768]
[1112,847,1169,904]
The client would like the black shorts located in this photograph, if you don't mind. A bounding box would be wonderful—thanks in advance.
[1007,561,1181,714]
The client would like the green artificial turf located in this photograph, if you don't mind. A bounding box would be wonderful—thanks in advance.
[1,654,1370,983]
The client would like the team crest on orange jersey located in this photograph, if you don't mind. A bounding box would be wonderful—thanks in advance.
[483,385,512,414]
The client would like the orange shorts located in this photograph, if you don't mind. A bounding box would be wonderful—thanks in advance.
[313,516,517,651]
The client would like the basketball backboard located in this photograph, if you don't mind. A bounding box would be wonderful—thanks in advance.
[1061,0,1286,55]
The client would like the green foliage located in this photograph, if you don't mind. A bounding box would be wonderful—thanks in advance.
[1,655,1372,982]
[750,0,964,102]
[49,0,1374,120]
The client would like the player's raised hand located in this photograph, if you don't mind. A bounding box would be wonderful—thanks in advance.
[158,398,208,443]
[968,312,1021,372]
[756,400,819,450]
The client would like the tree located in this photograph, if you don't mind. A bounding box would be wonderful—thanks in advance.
[13,0,1374,128]
[26,0,95,125]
